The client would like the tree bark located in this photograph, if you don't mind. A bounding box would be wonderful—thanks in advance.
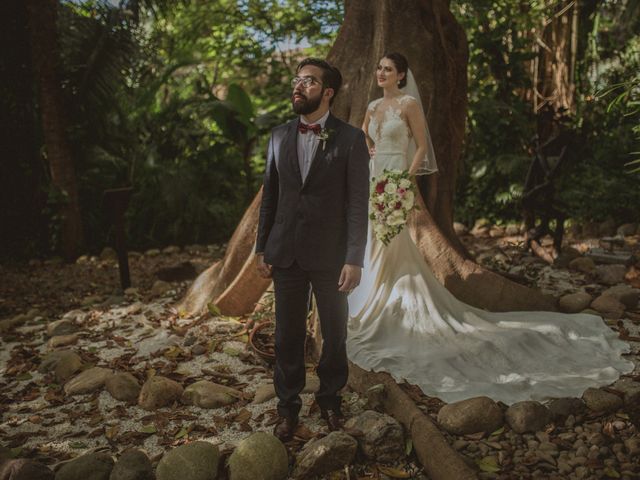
[179,0,556,317]
[177,191,271,315]
[329,0,469,255]
[348,364,478,480]
[26,0,83,261]
[534,0,577,119]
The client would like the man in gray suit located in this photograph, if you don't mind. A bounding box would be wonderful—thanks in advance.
[255,58,369,441]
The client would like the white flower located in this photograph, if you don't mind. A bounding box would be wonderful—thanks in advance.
[384,182,397,194]
[399,179,412,189]
[387,215,406,226]
[404,191,414,204]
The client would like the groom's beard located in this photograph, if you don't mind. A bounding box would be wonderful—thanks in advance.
[291,90,323,115]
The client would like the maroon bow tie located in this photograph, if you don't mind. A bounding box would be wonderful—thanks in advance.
[298,123,322,135]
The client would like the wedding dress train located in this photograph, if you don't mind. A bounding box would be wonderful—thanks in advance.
[346,95,634,405]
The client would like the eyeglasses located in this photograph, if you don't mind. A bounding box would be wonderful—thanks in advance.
[291,76,322,88]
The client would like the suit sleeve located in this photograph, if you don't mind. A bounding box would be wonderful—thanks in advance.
[344,129,370,267]
[255,133,278,254]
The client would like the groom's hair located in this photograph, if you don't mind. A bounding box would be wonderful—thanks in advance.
[296,58,342,105]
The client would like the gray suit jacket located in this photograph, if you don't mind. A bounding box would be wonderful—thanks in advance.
[255,113,370,271]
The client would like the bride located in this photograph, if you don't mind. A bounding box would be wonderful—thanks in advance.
[346,52,634,405]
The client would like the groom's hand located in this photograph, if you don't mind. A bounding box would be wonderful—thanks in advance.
[338,264,362,293]
[256,253,272,278]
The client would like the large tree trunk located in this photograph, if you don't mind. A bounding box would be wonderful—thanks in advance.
[179,0,555,318]
[26,0,83,261]
[329,0,469,255]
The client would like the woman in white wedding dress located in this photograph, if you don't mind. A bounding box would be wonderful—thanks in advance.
[346,53,634,405]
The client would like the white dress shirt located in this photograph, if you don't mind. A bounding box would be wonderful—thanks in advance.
[297,110,330,183]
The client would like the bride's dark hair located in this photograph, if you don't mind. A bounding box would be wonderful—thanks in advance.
[383,52,409,88]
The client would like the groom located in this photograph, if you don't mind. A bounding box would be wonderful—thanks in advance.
[255,58,370,441]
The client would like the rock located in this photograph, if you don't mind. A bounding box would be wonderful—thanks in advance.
[55,453,114,480]
[598,219,617,237]
[64,367,112,395]
[76,255,90,264]
[46,318,78,337]
[99,247,118,261]
[453,222,468,235]
[602,285,640,309]
[162,245,181,255]
[38,350,82,382]
[568,257,596,274]
[505,401,551,433]
[558,292,593,313]
[124,287,139,297]
[150,280,171,297]
[47,334,78,349]
[128,251,143,260]
[0,459,54,480]
[105,372,141,402]
[252,383,277,404]
[612,378,640,406]
[185,244,207,254]
[144,249,160,257]
[582,388,623,413]
[590,295,625,319]
[227,432,288,480]
[471,226,490,237]
[138,376,183,410]
[617,223,638,236]
[0,314,29,333]
[156,441,219,480]
[505,224,520,236]
[554,247,582,268]
[364,384,386,411]
[344,410,404,462]
[62,309,89,324]
[190,345,207,356]
[155,262,197,282]
[624,437,640,457]
[181,381,242,408]
[293,431,357,479]
[437,396,503,435]
[109,449,153,480]
[594,264,627,286]
[547,397,585,420]
[489,226,505,238]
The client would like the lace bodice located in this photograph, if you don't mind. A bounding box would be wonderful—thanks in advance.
[367,95,417,174]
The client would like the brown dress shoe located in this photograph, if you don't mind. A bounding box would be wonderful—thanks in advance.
[320,409,344,432]
[273,416,298,442]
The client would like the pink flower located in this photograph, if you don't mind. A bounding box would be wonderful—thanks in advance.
[376,203,384,211]
[395,202,402,209]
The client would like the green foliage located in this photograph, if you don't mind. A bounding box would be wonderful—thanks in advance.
[452,0,640,226]
[452,0,541,225]
[53,0,342,252]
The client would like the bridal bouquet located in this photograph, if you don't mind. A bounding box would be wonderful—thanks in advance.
[369,169,418,245]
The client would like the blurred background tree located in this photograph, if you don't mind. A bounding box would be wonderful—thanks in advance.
[0,0,638,261]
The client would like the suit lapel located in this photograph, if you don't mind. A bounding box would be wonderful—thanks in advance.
[283,120,302,186]
[302,113,339,190]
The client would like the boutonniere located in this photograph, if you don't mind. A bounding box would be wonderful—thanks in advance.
[317,128,335,151]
